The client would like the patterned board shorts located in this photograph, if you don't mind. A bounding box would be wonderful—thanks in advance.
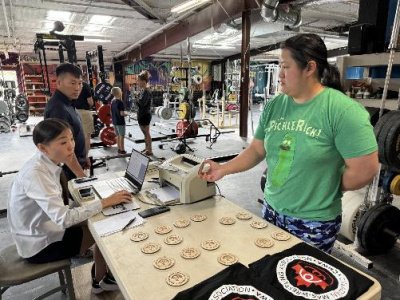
[262,201,342,253]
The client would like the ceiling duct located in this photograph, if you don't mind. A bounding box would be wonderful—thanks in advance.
[261,0,302,28]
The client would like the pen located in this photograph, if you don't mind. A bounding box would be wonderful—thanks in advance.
[121,217,136,231]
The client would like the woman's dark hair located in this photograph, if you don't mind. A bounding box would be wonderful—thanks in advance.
[33,118,71,145]
[280,33,343,92]
[138,70,150,83]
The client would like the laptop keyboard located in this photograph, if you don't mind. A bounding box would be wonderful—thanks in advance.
[106,178,138,194]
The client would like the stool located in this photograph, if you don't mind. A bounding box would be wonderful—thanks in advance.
[0,245,76,300]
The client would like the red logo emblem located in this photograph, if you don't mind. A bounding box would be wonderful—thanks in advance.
[292,262,335,290]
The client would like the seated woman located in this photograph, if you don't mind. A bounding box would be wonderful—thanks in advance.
[7,118,132,294]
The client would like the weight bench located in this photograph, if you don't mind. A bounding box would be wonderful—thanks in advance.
[0,244,76,299]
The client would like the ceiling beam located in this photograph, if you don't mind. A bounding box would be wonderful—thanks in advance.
[211,41,281,64]
[120,0,165,22]
[117,0,260,62]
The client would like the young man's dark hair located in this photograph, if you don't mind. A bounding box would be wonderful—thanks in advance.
[56,63,82,78]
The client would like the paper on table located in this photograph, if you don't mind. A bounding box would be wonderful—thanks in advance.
[92,211,144,237]
[144,185,180,204]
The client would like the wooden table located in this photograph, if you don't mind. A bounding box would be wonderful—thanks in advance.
[69,176,381,300]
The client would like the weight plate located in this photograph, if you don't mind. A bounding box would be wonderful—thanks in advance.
[365,107,390,127]
[99,126,116,146]
[375,111,400,166]
[178,102,190,120]
[384,115,400,170]
[15,95,28,110]
[0,101,9,116]
[0,115,10,125]
[357,203,400,254]
[160,107,172,120]
[94,82,113,104]
[0,120,10,132]
[97,104,112,126]
[155,106,162,118]
[390,175,400,195]
[374,110,398,140]
[16,112,29,123]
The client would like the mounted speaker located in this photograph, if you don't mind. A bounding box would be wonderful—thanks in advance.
[356,0,389,52]
[348,24,375,55]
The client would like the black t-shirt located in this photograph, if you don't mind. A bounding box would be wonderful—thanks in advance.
[249,243,374,300]
[74,82,92,110]
[111,99,126,126]
[137,88,152,118]
[44,90,86,165]
[172,263,283,300]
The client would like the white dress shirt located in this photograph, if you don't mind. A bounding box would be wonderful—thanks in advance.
[7,151,102,258]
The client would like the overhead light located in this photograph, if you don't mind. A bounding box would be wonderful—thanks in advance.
[193,43,236,50]
[171,0,212,14]
[46,10,72,22]
[80,38,112,43]
[89,15,114,25]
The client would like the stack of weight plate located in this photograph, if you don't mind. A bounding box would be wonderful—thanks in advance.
[374,110,400,170]
[14,94,29,123]
[0,100,11,133]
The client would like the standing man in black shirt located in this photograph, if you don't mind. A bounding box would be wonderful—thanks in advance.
[74,81,94,157]
[44,63,87,180]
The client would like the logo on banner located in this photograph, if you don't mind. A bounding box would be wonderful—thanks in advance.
[209,284,274,300]
[276,255,349,299]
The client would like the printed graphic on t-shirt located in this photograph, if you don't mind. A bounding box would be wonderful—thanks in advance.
[270,133,296,187]
[276,255,349,299]
[266,118,322,138]
[209,284,274,300]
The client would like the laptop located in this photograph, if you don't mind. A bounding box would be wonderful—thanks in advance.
[92,149,150,215]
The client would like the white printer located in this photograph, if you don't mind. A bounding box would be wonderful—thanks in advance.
[158,154,216,204]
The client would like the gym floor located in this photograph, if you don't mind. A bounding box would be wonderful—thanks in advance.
[1,105,400,299]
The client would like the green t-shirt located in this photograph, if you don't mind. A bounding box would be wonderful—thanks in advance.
[254,87,377,221]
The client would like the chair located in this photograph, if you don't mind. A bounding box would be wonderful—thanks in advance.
[0,244,76,300]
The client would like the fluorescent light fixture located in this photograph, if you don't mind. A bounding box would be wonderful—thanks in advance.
[46,10,72,22]
[84,24,103,32]
[81,38,112,43]
[89,15,114,25]
[171,0,212,14]
[193,43,236,50]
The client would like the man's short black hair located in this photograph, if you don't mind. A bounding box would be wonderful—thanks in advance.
[56,63,82,78]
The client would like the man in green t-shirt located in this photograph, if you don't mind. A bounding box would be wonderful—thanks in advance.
[200,34,379,253]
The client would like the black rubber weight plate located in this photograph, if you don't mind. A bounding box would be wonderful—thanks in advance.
[358,204,400,254]
[365,107,390,127]
[376,111,400,165]
[374,110,399,140]
[384,116,400,169]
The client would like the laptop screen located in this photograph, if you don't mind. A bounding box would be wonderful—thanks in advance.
[125,149,150,189]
